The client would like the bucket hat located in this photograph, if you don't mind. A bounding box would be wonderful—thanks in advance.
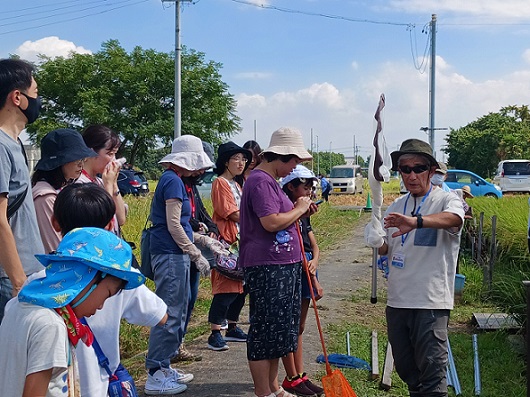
[19,228,145,309]
[214,141,252,176]
[462,185,474,198]
[390,139,437,171]
[262,127,312,161]
[435,161,447,174]
[280,164,317,187]
[202,141,215,163]
[159,135,214,171]
[35,129,97,171]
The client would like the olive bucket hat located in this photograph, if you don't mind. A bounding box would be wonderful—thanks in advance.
[390,139,437,171]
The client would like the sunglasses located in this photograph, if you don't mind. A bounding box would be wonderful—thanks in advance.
[399,164,430,174]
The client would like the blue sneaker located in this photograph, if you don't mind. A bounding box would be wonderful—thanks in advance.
[224,326,247,342]
[207,332,229,351]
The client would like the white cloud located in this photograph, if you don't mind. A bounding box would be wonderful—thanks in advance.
[234,54,530,161]
[15,36,92,63]
[523,49,530,65]
[387,0,530,20]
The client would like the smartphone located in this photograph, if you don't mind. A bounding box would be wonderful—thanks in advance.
[315,199,324,205]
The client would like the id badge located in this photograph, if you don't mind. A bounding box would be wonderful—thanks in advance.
[391,251,405,269]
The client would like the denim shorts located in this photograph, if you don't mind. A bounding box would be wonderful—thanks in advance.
[244,262,302,361]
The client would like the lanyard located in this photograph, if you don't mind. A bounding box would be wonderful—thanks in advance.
[400,186,432,246]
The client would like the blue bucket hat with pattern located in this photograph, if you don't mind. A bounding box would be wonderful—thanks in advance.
[19,228,145,308]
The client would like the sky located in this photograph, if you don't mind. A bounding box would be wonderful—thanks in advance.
[3,0,530,162]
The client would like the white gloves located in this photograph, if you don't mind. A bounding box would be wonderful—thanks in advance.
[193,233,230,257]
[364,220,386,249]
[192,254,211,278]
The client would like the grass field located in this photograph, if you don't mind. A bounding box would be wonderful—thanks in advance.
[118,183,528,395]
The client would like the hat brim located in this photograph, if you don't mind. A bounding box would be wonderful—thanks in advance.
[35,147,98,171]
[390,151,437,171]
[159,152,214,171]
[262,146,312,161]
[214,148,252,175]
[35,252,145,290]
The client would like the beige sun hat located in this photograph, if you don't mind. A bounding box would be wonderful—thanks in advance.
[261,127,312,161]
[159,135,214,171]
[435,161,448,174]
[462,185,474,198]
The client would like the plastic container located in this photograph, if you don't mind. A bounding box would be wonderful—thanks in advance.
[454,274,466,294]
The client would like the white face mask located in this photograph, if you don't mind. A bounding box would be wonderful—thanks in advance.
[431,174,445,186]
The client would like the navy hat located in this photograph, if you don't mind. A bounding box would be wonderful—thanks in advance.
[35,129,97,171]
[214,141,252,176]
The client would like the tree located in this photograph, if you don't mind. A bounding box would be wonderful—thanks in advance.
[28,40,240,164]
[444,106,530,177]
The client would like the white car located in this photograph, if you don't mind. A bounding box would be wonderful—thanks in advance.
[493,159,530,193]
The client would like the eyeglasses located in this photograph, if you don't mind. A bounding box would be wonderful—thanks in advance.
[230,156,248,163]
[75,158,87,167]
[399,164,430,174]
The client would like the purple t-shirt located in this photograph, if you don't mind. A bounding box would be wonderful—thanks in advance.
[239,169,302,267]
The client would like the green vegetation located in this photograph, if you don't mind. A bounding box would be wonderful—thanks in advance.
[118,190,528,394]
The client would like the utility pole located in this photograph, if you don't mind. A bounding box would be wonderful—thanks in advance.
[163,0,192,139]
[429,13,437,155]
[310,128,314,173]
[353,135,356,165]
[329,141,332,174]
[316,135,319,176]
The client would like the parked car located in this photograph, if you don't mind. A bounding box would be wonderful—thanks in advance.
[117,169,149,196]
[445,169,502,198]
[329,164,363,194]
[195,170,217,200]
[493,159,530,193]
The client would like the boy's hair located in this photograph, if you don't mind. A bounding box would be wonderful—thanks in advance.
[282,178,313,200]
[0,59,34,110]
[54,183,116,234]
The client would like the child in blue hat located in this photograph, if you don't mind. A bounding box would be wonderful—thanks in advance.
[0,227,144,397]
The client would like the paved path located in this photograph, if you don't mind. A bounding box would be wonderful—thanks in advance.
[140,221,378,397]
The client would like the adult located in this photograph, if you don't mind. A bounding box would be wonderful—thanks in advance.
[207,141,252,351]
[174,141,220,363]
[319,173,331,202]
[365,138,464,397]
[145,135,213,395]
[32,128,97,253]
[78,124,126,236]
[431,161,451,192]
[239,127,315,397]
[0,58,45,320]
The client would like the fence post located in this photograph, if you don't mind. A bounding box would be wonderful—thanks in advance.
[523,281,530,397]
[477,212,484,267]
[485,215,497,291]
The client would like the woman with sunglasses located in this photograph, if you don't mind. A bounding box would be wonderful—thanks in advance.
[32,128,97,253]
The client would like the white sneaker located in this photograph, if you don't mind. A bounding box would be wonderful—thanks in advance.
[170,367,194,384]
[144,368,188,395]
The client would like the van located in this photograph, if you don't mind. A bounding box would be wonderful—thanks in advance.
[493,160,530,193]
[329,164,363,194]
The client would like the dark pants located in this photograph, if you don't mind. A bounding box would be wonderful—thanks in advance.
[322,187,331,202]
[386,307,450,397]
[208,291,247,325]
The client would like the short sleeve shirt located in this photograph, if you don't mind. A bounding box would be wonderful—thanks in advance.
[239,169,302,267]
[150,169,193,254]
[0,130,44,276]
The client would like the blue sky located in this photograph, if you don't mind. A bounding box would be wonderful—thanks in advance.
[3,0,530,162]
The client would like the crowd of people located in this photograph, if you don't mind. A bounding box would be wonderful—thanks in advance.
[0,56,470,397]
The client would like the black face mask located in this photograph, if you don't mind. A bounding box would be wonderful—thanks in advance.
[19,93,42,124]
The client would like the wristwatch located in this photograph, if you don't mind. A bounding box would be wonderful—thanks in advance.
[416,213,423,229]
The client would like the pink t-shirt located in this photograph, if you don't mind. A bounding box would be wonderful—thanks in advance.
[239,169,302,267]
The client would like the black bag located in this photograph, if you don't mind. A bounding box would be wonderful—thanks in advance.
[213,240,244,280]
[140,226,154,280]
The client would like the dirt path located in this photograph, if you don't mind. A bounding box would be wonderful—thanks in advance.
[140,216,381,397]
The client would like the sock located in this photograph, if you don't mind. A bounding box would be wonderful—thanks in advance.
[227,323,237,331]
[149,367,160,376]
[286,374,299,382]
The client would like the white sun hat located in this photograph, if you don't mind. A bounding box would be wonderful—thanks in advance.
[159,135,214,171]
[262,127,312,161]
[280,164,317,187]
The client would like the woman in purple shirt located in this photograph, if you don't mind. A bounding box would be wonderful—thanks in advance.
[239,127,316,397]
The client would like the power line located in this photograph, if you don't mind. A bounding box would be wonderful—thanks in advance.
[0,0,149,36]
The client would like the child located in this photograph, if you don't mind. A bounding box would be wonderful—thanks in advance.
[51,183,178,396]
[280,165,325,397]
[0,227,144,396]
